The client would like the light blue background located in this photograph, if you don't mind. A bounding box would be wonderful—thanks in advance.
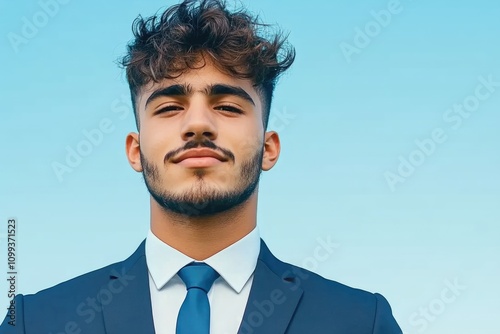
[1,0,499,333]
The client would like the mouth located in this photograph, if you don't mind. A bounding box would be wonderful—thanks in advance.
[172,148,229,168]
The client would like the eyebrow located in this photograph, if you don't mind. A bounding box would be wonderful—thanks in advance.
[145,84,192,108]
[206,84,255,106]
[144,83,255,108]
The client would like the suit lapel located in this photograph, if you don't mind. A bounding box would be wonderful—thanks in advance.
[99,238,303,334]
[101,241,156,334]
[237,240,303,334]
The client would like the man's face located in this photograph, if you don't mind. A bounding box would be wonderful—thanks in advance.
[126,60,278,217]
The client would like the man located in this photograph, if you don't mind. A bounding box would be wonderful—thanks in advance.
[1,0,402,333]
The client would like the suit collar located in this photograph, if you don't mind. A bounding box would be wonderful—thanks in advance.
[101,240,156,334]
[237,239,304,334]
[146,226,261,294]
[101,238,303,334]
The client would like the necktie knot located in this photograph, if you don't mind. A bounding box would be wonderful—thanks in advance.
[176,262,220,334]
[178,262,220,293]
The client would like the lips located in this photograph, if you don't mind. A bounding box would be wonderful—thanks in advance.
[172,148,228,164]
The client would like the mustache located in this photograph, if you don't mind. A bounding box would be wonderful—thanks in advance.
[164,139,235,163]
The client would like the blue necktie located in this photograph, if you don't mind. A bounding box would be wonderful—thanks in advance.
[176,262,220,334]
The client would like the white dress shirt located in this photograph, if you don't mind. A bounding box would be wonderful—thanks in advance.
[145,226,260,334]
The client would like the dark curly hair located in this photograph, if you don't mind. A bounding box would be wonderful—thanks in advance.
[119,0,295,129]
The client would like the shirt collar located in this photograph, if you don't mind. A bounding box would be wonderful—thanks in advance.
[145,226,260,293]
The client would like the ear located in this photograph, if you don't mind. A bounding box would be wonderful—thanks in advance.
[125,132,143,172]
[262,131,280,171]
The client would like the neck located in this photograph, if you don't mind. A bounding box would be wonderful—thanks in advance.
[150,192,258,260]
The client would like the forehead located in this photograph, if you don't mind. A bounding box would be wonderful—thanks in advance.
[136,62,263,112]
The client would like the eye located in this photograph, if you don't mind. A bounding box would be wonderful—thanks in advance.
[215,105,243,114]
[154,105,183,115]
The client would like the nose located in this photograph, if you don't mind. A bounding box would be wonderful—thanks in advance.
[180,99,218,142]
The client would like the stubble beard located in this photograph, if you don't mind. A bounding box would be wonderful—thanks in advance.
[140,147,263,217]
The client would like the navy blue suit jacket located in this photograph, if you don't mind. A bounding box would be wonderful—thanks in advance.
[1,239,402,333]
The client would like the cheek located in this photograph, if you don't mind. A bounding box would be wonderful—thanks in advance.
[231,119,263,148]
[234,136,263,162]
[142,120,177,148]
[139,135,167,165]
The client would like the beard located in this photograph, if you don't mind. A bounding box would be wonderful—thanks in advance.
[140,145,264,217]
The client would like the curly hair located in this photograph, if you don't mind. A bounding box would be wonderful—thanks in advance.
[119,0,295,129]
